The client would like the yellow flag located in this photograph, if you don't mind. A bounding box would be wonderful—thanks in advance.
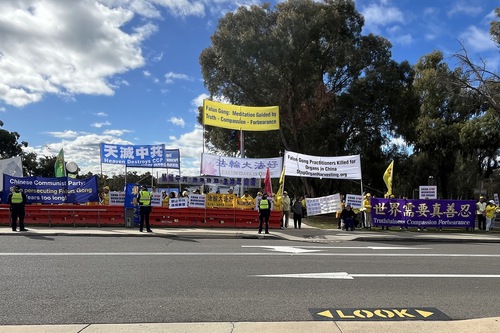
[274,166,286,210]
[383,161,394,196]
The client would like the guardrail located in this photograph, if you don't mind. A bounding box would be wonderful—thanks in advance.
[0,204,282,229]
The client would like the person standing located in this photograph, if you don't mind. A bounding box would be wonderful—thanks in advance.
[281,191,291,229]
[8,185,28,232]
[258,193,271,234]
[363,193,372,229]
[99,186,110,205]
[476,196,487,231]
[138,185,153,232]
[292,196,303,229]
[485,200,498,232]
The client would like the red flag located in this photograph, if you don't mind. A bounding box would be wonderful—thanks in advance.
[263,167,272,196]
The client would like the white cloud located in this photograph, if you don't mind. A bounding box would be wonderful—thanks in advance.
[0,106,6,112]
[95,112,109,117]
[447,3,483,17]
[91,121,112,128]
[360,2,405,33]
[46,130,80,139]
[192,93,209,113]
[103,129,132,136]
[165,71,192,84]
[393,34,414,46]
[165,124,204,175]
[460,25,496,52]
[0,0,150,107]
[169,117,186,127]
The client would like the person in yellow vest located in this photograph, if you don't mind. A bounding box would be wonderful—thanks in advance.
[485,200,498,232]
[258,193,271,234]
[7,185,28,232]
[161,191,169,207]
[137,185,153,232]
[99,186,110,205]
[363,193,372,229]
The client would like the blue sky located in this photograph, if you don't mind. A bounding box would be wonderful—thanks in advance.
[0,0,498,177]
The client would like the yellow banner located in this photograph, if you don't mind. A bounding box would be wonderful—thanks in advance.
[235,197,256,210]
[206,193,236,208]
[203,100,279,131]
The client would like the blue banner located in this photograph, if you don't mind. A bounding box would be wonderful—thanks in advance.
[2,175,98,204]
[165,149,180,169]
[124,183,140,226]
[100,143,167,168]
[371,198,476,228]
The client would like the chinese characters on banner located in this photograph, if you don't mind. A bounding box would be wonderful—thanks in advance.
[201,153,282,178]
[158,174,260,188]
[100,143,167,168]
[371,198,476,228]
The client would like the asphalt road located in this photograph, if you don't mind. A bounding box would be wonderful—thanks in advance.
[0,236,499,325]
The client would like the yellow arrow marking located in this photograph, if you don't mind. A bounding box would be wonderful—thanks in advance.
[317,310,334,318]
[415,309,434,318]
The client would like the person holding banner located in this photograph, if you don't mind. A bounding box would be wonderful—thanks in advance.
[258,193,271,234]
[8,185,28,232]
[137,185,153,233]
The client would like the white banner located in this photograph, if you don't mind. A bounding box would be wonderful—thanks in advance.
[346,194,363,209]
[284,151,362,179]
[168,197,189,209]
[201,153,282,178]
[305,193,342,216]
[109,191,162,207]
[419,186,437,199]
[0,156,23,189]
[109,191,125,206]
[188,194,206,208]
[151,193,162,207]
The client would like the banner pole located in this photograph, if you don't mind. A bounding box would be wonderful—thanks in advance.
[240,129,244,197]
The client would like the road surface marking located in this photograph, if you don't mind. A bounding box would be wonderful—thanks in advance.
[0,253,500,257]
[253,272,500,279]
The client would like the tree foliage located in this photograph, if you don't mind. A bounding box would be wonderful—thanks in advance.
[0,120,28,159]
[199,0,418,197]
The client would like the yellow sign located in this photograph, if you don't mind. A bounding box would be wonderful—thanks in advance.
[312,308,449,321]
[206,193,236,208]
[203,100,279,131]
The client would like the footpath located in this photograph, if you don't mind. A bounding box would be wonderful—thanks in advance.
[1,223,500,333]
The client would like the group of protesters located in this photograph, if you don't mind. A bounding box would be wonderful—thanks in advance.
[332,193,499,232]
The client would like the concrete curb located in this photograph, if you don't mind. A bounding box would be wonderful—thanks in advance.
[0,318,499,333]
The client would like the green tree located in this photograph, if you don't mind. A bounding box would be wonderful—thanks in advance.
[199,0,417,196]
[0,120,28,158]
[412,51,483,198]
[35,155,58,177]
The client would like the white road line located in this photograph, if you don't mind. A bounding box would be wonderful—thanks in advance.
[253,272,500,279]
[0,252,499,257]
[242,246,432,250]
